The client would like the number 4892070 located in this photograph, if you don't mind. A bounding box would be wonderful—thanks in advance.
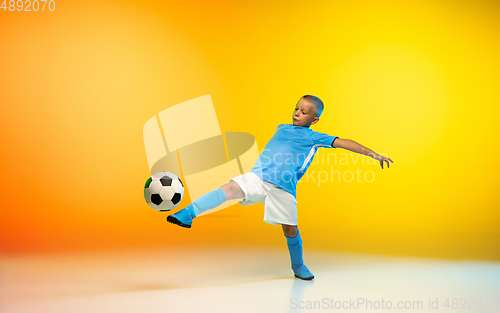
[1,0,55,11]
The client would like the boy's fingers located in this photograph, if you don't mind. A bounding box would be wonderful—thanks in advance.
[376,157,393,169]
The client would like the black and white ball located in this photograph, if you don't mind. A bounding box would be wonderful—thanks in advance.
[144,172,184,211]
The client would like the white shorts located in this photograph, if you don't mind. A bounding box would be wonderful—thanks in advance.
[230,172,298,226]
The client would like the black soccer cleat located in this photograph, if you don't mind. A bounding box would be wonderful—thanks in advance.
[294,274,315,280]
[167,215,192,228]
[292,264,315,280]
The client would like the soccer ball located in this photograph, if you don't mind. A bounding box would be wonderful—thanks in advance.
[144,172,184,211]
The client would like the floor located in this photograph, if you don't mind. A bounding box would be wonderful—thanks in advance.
[1,244,499,313]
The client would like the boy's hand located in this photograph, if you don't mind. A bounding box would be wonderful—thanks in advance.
[371,153,394,169]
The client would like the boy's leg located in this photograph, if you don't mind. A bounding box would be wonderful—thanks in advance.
[283,224,314,280]
[220,180,246,200]
[167,181,244,228]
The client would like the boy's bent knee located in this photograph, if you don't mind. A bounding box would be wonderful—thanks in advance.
[282,224,298,238]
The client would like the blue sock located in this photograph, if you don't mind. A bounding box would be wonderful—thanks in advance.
[285,229,314,279]
[191,188,227,217]
[285,229,304,269]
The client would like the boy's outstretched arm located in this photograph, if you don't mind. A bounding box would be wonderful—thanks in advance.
[332,138,394,169]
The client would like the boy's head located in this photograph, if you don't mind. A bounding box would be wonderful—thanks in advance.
[292,95,323,127]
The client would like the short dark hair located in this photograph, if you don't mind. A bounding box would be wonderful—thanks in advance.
[300,95,324,118]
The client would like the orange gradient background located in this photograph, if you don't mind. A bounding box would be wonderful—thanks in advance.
[1,0,499,260]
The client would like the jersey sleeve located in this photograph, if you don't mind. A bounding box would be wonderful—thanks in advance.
[310,131,339,148]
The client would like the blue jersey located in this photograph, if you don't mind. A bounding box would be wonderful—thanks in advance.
[250,124,338,198]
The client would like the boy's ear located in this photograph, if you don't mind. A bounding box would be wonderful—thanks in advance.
[311,117,319,125]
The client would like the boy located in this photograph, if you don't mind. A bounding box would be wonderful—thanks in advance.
[167,95,393,280]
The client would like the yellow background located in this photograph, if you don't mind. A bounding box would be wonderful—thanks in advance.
[1,0,498,260]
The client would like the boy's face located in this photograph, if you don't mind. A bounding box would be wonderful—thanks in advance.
[292,99,319,127]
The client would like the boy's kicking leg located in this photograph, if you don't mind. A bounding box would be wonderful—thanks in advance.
[282,224,314,280]
[167,181,245,228]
